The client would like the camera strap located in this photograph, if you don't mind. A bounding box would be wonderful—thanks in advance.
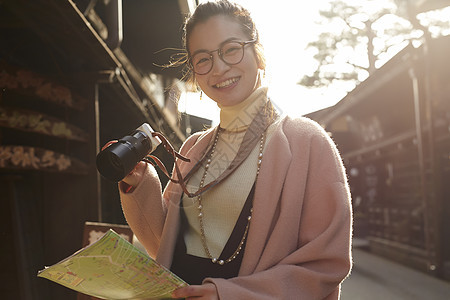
[170,100,277,198]
[143,131,190,179]
[143,100,277,199]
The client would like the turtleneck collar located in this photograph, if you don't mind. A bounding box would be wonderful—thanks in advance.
[218,86,269,131]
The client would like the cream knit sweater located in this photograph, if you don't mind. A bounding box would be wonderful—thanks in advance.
[182,86,277,258]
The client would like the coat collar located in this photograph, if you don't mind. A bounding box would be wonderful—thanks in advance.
[239,117,292,275]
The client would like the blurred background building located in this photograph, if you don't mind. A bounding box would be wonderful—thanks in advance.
[0,1,207,298]
[307,26,450,283]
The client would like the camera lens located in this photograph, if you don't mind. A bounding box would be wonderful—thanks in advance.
[109,153,123,170]
[96,130,152,182]
[96,143,131,182]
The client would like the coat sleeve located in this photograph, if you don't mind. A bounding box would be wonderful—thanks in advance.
[205,118,353,299]
[119,163,164,258]
[119,132,203,258]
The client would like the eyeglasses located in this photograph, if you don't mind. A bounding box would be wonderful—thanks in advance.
[189,39,256,75]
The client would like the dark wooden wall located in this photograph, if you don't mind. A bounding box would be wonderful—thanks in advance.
[0,1,188,299]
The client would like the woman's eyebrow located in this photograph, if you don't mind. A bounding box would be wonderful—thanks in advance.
[191,37,242,56]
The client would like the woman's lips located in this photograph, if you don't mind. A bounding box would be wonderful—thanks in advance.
[213,77,240,88]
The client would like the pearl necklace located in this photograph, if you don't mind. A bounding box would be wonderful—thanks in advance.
[196,128,266,265]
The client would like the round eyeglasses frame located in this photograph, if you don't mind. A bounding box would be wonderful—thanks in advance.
[189,39,257,75]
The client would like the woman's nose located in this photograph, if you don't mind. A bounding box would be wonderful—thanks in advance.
[211,53,230,75]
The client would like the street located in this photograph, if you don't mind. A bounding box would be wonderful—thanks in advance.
[341,246,450,299]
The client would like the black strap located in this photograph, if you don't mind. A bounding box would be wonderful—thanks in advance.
[170,183,256,285]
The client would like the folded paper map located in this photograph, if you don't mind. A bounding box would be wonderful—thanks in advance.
[38,229,187,299]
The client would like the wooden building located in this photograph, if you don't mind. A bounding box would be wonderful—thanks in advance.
[307,34,450,280]
[0,0,199,298]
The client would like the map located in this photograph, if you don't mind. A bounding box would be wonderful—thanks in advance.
[38,229,188,299]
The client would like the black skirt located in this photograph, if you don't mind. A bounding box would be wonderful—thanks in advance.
[170,183,255,285]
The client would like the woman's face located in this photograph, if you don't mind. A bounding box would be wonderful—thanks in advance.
[188,15,261,107]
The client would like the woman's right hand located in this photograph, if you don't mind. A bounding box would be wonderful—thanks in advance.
[121,161,147,189]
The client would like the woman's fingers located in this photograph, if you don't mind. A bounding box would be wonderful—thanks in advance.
[172,283,218,300]
[121,161,147,187]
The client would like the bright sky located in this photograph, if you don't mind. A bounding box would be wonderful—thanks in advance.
[239,0,349,117]
[179,0,345,125]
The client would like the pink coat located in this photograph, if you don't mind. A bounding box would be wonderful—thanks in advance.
[120,116,353,299]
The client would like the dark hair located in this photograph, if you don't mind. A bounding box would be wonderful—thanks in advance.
[179,0,265,89]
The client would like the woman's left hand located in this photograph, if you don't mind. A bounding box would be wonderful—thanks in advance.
[171,283,218,300]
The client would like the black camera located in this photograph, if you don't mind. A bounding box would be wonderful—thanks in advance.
[96,123,161,182]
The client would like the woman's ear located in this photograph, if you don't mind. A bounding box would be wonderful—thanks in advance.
[253,43,266,70]
[258,62,264,71]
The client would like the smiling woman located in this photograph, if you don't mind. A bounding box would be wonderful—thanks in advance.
[186,15,262,106]
[116,1,353,299]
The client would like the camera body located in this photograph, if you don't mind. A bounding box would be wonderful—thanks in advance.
[96,123,161,182]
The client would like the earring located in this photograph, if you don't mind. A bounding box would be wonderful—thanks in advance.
[200,90,203,101]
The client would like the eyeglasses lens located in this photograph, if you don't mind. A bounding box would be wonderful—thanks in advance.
[192,42,245,75]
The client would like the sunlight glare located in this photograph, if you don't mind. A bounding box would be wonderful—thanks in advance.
[188,0,392,122]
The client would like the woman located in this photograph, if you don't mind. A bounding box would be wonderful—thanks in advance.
[119,1,352,299]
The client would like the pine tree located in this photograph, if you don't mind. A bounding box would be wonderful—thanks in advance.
[298,0,449,89]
